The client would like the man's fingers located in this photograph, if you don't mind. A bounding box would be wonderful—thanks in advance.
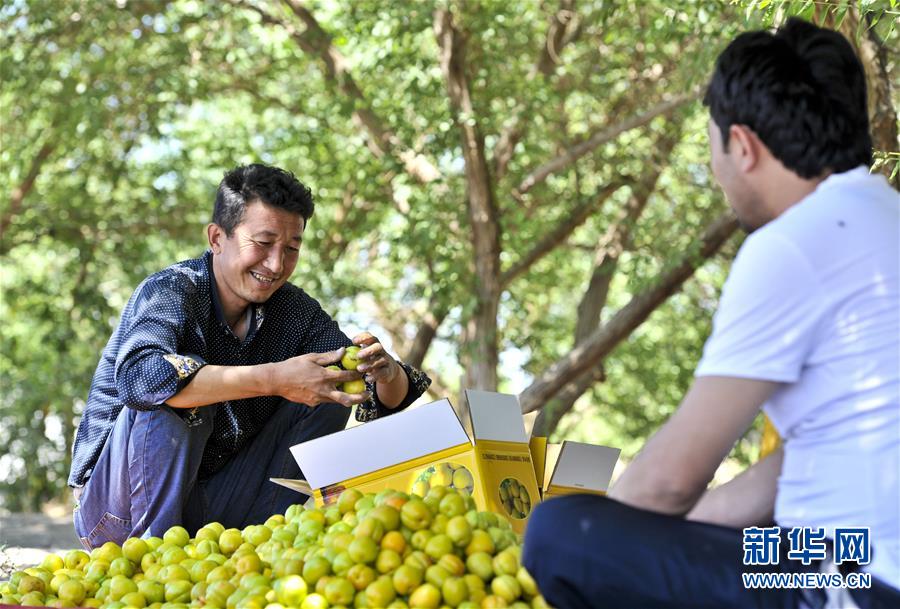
[327,388,370,407]
[358,358,388,373]
[308,347,345,366]
[358,343,385,361]
[352,332,378,347]
[324,368,363,383]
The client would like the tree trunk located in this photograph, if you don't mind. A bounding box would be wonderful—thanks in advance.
[817,4,899,188]
[435,8,502,390]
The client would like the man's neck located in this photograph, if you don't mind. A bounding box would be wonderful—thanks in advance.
[761,163,832,221]
[231,307,252,342]
[211,255,251,335]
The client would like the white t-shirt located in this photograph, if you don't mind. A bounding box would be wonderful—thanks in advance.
[696,167,900,588]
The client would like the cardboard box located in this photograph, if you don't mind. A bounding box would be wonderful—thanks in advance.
[528,438,620,499]
[272,390,542,533]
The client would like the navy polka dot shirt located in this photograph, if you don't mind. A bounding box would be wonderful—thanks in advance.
[68,251,431,487]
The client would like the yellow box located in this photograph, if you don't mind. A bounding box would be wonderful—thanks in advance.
[272,390,542,533]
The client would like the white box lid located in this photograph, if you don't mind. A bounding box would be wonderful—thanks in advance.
[289,398,470,489]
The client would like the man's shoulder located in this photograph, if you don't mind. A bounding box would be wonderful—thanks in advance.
[269,281,321,311]
[141,254,208,289]
[129,254,210,310]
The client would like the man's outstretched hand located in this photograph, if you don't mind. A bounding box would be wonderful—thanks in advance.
[352,332,402,385]
[269,348,370,408]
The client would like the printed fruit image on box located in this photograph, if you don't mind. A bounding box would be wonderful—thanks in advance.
[499,476,533,519]
[410,461,475,496]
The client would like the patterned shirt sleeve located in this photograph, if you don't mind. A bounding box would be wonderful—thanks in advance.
[355,361,432,422]
[114,276,207,410]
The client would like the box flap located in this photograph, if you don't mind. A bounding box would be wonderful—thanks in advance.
[522,411,538,438]
[528,436,548,488]
[547,441,620,492]
[269,477,313,495]
[464,390,528,443]
[543,443,563,491]
[289,398,471,489]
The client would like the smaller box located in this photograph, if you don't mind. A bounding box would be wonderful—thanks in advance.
[529,439,620,499]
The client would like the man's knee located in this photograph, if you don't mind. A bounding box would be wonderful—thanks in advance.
[527,496,657,594]
[524,494,617,557]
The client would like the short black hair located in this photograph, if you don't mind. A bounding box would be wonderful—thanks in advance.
[704,17,872,178]
[212,164,315,235]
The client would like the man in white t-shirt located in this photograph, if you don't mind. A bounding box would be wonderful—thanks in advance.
[523,18,899,609]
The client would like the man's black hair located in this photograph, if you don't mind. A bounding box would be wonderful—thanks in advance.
[213,164,315,235]
[704,17,872,178]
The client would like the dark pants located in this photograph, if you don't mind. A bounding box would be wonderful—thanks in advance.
[73,401,349,548]
[522,495,900,609]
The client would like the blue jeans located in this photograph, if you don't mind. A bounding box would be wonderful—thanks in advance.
[72,401,349,548]
[522,495,900,609]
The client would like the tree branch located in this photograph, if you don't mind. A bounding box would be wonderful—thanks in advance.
[492,0,580,180]
[519,210,739,413]
[515,88,701,195]
[2,140,56,240]
[228,0,440,183]
[406,304,450,370]
[499,181,624,288]
[281,0,441,183]
[574,125,682,340]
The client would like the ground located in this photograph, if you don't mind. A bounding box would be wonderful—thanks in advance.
[0,511,80,579]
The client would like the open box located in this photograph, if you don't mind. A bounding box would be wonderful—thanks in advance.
[272,390,542,533]
[272,390,621,532]
[528,436,620,499]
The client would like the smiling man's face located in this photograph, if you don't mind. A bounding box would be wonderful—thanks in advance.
[209,200,304,323]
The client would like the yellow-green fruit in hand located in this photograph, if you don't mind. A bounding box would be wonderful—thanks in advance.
[341,378,367,394]
[340,346,362,370]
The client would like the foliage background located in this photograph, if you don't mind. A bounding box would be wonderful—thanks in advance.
[1,0,897,511]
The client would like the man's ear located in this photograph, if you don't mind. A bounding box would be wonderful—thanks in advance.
[728,124,761,173]
[207,223,225,254]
